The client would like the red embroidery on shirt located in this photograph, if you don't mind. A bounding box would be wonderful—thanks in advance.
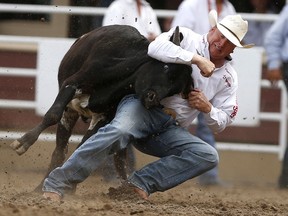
[230,105,238,118]
[223,75,231,87]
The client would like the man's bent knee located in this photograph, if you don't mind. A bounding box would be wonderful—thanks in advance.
[189,145,219,169]
[204,147,219,169]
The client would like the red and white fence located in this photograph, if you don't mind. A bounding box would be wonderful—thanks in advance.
[0,4,287,159]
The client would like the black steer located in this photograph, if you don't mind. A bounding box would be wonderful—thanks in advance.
[10,25,193,191]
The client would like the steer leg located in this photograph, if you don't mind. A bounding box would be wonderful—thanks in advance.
[113,148,129,180]
[54,116,110,194]
[76,113,109,148]
[74,113,131,187]
[10,85,77,155]
[78,115,132,182]
[34,107,79,192]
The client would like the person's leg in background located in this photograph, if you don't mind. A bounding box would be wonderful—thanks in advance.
[94,145,136,182]
[279,147,288,188]
[196,112,222,185]
[278,62,288,189]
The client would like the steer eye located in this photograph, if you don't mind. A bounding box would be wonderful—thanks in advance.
[163,65,169,73]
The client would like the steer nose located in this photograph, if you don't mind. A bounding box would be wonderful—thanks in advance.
[143,90,159,109]
[147,91,156,102]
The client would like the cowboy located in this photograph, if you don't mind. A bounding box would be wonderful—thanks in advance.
[171,0,237,186]
[42,10,253,202]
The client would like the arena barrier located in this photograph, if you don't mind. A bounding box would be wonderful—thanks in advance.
[0,4,286,159]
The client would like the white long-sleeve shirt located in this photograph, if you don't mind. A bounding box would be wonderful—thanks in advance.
[148,27,238,133]
[171,0,236,35]
[102,0,161,38]
[264,5,288,69]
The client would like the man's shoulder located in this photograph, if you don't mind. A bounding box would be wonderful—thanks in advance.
[224,63,238,79]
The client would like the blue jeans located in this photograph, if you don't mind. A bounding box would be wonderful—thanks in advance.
[43,94,219,196]
[94,144,135,181]
[196,113,218,183]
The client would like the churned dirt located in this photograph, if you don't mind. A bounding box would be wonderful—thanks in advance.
[1,139,288,216]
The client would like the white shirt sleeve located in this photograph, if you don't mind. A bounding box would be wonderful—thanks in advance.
[144,7,161,36]
[147,27,195,65]
[171,1,196,30]
[205,79,238,133]
[102,2,126,26]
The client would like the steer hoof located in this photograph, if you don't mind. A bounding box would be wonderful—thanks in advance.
[10,140,21,150]
[10,140,26,155]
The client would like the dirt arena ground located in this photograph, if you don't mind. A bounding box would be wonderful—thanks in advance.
[1,138,288,216]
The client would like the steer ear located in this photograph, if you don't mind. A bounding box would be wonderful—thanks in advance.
[170,26,183,46]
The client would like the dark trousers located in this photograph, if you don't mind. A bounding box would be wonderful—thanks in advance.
[279,62,288,187]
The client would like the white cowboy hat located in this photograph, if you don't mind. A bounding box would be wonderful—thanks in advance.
[209,10,254,48]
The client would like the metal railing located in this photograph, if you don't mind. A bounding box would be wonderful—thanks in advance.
[0,3,281,20]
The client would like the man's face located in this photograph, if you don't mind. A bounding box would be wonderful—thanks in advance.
[207,27,236,60]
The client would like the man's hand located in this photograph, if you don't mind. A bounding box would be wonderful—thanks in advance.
[191,54,215,77]
[188,89,212,113]
[266,69,282,87]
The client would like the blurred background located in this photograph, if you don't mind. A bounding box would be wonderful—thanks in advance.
[0,0,287,186]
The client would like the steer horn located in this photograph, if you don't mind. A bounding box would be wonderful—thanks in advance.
[172,26,180,46]
[170,26,183,46]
